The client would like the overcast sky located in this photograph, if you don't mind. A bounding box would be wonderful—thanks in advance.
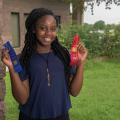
[84,3,120,24]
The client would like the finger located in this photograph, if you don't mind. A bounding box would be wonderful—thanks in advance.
[77,42,85,49]
[77,43,86,52]
[1,49,10,59]
[79,41,85,47]
[2,47,9,52]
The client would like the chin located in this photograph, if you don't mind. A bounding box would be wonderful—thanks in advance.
[42,41,52,46]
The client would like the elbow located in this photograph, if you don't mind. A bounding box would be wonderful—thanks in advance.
[20,93,29,105]
[70,90,80,97]
[69,85,83,97]
[71,93,79,97]
[19,98,28,105]
[13,93,29,105]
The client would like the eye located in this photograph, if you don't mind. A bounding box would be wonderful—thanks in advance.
[50,27,57,32]
[38,26,47,31]
[36,25,57,32]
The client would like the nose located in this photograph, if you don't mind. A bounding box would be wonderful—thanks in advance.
[45,28,53,36]
[46,28,53,33]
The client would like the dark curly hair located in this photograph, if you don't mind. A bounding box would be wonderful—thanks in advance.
[20,8,70,77]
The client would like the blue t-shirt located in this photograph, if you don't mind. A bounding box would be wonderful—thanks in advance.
[19,52,74,119]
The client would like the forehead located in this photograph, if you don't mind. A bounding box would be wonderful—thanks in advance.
[36,15,56,26]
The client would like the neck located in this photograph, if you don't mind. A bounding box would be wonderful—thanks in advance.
[36,44,52,53]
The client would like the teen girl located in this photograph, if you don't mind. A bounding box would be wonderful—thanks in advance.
[1,8,88,120]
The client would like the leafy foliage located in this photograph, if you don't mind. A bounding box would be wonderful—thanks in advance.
[93,20,105,30]
[58,22,120,58]
[62,0,120,14]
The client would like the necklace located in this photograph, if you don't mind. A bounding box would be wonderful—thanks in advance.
[46,67,51,86]
[40,52,51,87]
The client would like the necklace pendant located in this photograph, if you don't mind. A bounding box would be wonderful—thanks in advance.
[48,73,50,86]
[48,82,51,86]
[47,68,51,87]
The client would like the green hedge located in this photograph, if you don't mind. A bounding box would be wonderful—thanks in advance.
[58,24,120,58]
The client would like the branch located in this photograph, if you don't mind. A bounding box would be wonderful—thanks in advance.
[84,0,120,15]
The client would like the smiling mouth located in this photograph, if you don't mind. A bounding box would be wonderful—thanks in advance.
[44,38,51,42]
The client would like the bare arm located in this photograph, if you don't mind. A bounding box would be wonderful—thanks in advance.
[9,66,29,105]
[69,63,84,97]
[69,42,88,97]
[1,49,29,105]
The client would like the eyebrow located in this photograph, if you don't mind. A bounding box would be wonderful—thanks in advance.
[37,24,57,27]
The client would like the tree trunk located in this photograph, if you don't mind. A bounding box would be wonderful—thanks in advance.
[0,0,6,119]
[72,0,84,25]
[0,36,6,120]
[72,3,78,24]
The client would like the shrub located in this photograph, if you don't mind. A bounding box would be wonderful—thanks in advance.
[58,23,120,58]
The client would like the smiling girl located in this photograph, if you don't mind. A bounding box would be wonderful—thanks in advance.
[1,8,88,120]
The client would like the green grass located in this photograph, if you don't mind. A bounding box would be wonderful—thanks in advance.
[70,58,120,120]
[5,58,120,120]
[5,74,19,120]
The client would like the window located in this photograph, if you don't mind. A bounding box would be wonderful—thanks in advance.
[24,13,29,33]
[11,13,20,47]
[55,16,61,29]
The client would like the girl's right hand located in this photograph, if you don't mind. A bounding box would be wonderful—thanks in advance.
[1,48,13,68]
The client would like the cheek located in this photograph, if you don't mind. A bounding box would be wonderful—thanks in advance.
[35,30,57,40]
[52,32,57,38]
[51,33,57,42]
[37,31,45,36]
[35,31,44,39]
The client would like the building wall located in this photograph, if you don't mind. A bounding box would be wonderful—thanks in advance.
[0,0,3,32]
[1,0,71,53]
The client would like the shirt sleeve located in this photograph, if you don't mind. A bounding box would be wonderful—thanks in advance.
[17,54,29,81]
[69,66,76,75]
[18,68,29,81]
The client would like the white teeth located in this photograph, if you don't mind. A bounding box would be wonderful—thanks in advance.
[45,38,51,42]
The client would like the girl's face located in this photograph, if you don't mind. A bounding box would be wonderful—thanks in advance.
[34,15,57,47]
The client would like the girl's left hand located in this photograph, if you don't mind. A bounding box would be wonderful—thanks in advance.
[77,42,88,65]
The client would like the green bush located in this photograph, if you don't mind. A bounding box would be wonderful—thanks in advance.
[58,23,120,58]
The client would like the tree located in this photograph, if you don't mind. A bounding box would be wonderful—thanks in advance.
[93,20,105,30]
[63,0,85,24]
[0,1,6,120]
[62,0,120,24]
[0,34,6,120]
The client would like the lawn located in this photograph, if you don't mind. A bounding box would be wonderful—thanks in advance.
[5,58,120,120]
